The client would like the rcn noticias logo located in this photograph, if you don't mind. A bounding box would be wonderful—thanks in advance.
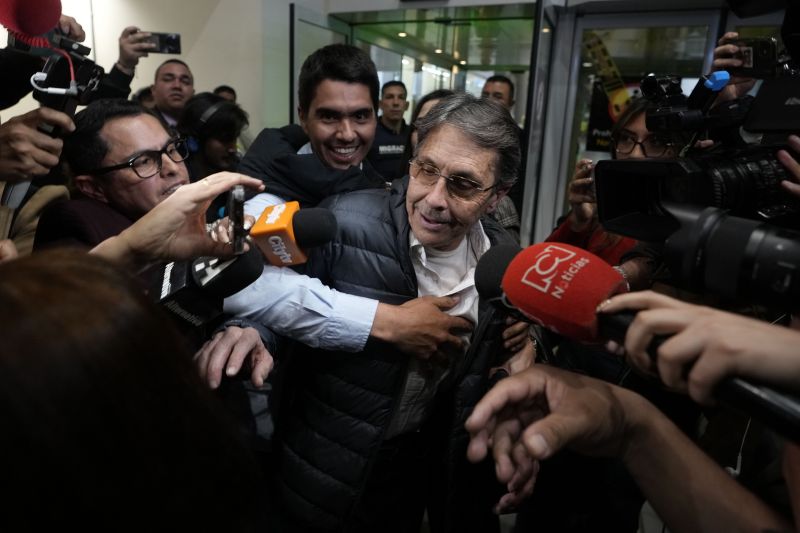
[520,244,590,300]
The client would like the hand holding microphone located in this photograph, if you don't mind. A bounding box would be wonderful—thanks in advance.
[493,242,800,441]
[598,291,800,406]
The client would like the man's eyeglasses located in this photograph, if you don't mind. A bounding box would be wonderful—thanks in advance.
[613,131,675,158]
[90,138,190,179]
[409,159,498,200]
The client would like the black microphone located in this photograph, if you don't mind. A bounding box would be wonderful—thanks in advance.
[156,246,264,327]
[470,244,523,386]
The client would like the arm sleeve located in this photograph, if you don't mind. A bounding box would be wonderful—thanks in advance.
[223,265,378,352]
[90,64,134,100]
[545,214,593,248]
[233,191,378,351]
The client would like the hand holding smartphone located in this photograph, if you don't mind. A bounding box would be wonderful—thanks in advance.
[227,185,246,255]
[144,32,181,54]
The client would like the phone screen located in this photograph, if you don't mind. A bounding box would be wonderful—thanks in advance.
[146,32,182,54]
[227,185,246,255]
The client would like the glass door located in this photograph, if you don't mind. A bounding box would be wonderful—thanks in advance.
[532,11,721,243]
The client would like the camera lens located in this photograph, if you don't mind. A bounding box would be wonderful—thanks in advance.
[665,205,800,309]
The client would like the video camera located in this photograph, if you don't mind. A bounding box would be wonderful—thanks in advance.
[8,29,104,130]
[592,9,800,308]
[595,68,799,243]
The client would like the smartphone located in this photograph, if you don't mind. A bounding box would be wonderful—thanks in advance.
[145,32,181,54]
[227,185,246,255]
[730,37,778,78]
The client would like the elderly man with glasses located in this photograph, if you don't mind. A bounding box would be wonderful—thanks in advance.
[34,99,190,250]
[240,93,536,532]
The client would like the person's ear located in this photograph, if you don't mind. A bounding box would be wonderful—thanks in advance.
[74,175,109,203]
[403,100,410,111]
[484,184,511,214]
[298,107,309,135]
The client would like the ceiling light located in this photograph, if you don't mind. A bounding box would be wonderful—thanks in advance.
[435,48,443,54]
[542,28,551,33]
[398,32,407,37]
[459,60,466,65]
[582,62,593,68]
[402,58,410,65]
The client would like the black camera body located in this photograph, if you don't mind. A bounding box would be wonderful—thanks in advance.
[595,143,798,242]
[594,40,799,307]
[8,29,104,129]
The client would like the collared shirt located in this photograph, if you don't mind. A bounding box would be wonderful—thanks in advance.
[385,221,491,438]
[157,108,178,128]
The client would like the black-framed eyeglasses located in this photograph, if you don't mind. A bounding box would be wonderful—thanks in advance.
[613,131,675,158]
[90,138,190,179]
[409,159,499,200]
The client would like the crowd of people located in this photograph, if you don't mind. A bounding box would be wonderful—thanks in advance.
[1,4,800,533]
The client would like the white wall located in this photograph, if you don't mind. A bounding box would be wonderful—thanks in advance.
[0,0,553,130]
[0,0,309,133]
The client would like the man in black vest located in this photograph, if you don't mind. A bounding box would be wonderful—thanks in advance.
[267,93,536,532]
[367,80,411,180]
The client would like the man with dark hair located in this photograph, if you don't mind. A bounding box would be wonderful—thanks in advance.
[151,59,195,126]
[177,92,249,180]
[213,84,237,102]
[481,74,515,111]
[481,74,523,241]
[34,100,190,249]
[367,80,411,180]
[238,43,382,199]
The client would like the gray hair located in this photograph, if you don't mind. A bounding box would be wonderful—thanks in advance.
[414,93,521,187]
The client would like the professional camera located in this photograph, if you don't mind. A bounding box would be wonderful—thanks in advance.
[591,2,799,307]
[7,29,104,126]
[659,203,800,309]
[594,70,799,243]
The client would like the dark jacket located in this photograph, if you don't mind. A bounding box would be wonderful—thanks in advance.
[33,195,134,250]
[272,177,514,532]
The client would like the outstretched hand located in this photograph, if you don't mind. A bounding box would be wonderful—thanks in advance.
[466,365,638,478]
[598,290,800,404]
[90,172,264,269]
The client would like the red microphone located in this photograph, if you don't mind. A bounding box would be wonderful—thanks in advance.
[499,242,800,443]
[501,243,628,342]
[0,0,62,36]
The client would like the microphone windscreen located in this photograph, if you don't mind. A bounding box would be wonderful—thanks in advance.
[501,243,628,341]
[474,243,522,300]
[192,247,264,300]
[292,208,338,248]
[0,0,62,35]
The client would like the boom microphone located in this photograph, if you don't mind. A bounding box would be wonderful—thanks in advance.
[0,0,61,36]
[469,244,523,379]
[249,202,337,266]
[498,242,800,442]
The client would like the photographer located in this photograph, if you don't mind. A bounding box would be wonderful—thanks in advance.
[547,97,687,287]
